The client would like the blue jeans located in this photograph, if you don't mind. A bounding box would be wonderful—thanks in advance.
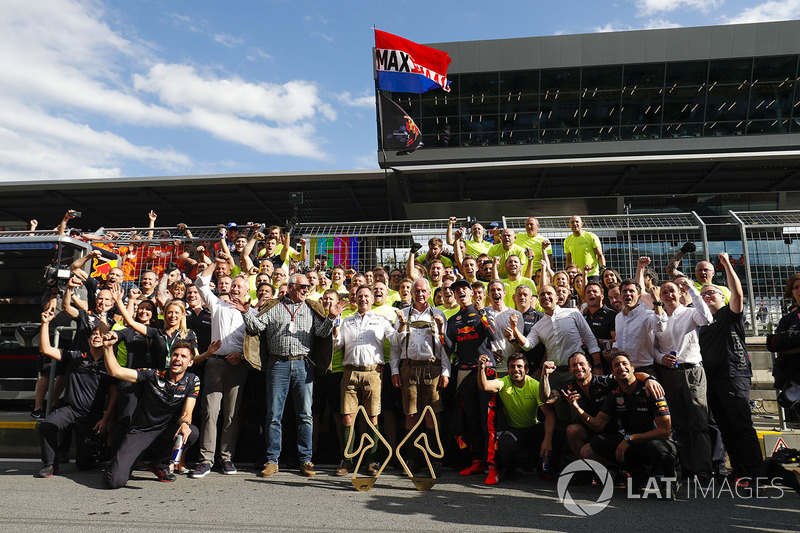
[265,356,314,464]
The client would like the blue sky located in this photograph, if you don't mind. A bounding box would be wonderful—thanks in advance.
[0,0,797,183]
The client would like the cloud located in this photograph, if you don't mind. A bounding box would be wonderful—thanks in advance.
[134,63,335,124]
[635,0,723,16]
[643,18,682,28]
[169,12,242,48]
[336,91,376,108]
[353,154,379,169]
[721,0,800,24]
[247,47,273,62]
[0,0,338,180]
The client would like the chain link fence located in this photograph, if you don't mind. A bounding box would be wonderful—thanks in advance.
[503,213,709,280]
[730,210,800,334]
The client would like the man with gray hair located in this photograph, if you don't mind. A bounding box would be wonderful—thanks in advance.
[391,278,450,474]
[240,273,343,478]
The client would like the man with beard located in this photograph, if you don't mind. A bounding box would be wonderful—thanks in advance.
[478,352,555,484]
[565,352,679,496]
[583,281,616,374]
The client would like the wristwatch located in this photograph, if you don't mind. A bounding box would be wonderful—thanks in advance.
[653,301,663,307]
[623,433,632,443]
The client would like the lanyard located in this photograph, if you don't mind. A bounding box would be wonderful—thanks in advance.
[282,300,301,322]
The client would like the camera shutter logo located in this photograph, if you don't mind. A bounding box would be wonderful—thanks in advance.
[557,459,614,516]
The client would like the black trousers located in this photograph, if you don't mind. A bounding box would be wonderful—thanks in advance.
[39,405,100,469]
[455,368,490,462]
[104,422,198,489]
[706,376,763,478]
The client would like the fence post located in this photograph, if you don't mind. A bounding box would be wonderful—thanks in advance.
[729,211,759,336]
[691,211,709,262]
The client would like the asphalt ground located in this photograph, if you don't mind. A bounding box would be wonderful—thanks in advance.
[1,458,798,533]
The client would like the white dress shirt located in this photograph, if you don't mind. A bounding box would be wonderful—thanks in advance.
[522,306,600,366]
[654,286,713,365]
[615,301,668,368]
[333,310,403,367]
[196,274,254,355]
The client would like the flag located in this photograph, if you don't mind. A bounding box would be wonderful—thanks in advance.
[375,29,451,93]
[379,94,422,154]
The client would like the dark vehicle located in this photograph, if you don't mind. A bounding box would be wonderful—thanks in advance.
[0,235,93,399]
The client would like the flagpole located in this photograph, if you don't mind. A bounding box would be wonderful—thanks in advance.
[373,26,394,218]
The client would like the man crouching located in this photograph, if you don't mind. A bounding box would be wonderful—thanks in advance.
[102,333,200,488]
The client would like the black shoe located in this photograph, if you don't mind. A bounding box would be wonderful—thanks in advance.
[147,463,176,482]
[37,465,55,478]
[30,408,44,420]
[713,462,730,479]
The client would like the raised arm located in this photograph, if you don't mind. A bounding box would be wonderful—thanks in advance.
[241,227,263,274]
[477,355,503,393]
[39,308,62,360]
[146,210,157,240]
[446,217,457,246]
[636,256,654,307]
[62,277,83,319]
[110,285,147,335]
[102,331,138,383]
[718,252,743,314]
[538,361,560,403]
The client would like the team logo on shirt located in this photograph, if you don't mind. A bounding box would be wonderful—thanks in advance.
[655,399,669,415]
[468,313,476,317]
[456,326,479,341]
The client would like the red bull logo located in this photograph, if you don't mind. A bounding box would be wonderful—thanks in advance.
[458,326,475,335]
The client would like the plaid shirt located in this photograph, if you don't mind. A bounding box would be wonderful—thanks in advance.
[243,297,333,357]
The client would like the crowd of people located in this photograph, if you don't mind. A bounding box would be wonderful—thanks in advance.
[31,208,787,496]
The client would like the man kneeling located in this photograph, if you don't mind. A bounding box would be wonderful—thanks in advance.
[478,353,556,485]
[103,335,200,488]
[565,352,679,495]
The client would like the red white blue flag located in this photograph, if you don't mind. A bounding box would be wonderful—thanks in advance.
[374,29,451,93]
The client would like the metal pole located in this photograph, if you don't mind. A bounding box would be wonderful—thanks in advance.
[692,211,710,262]
[729,211,759,335]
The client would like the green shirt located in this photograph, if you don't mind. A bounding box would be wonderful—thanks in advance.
[502,277,538,309]
[497,375,543,429]
[563,231,602,277]
[487,242,528,279]
[514,233,552,270]
[465,240,491,258]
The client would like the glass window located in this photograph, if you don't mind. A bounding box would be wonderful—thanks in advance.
[581,66,622,91]
[540,91,580,129]
[706,84,749,122]
[704,121,744,136]
[541,68,581,91]
[748,82,794,120]
[500,112,541,131]
[663,85,705,123]
[624,63,665,89]
[663,123,703,138]
[498,92,539,114]
[747,119,791,135]
[709,58,752,85]
[459,73,498,97]
[619,124,663,140]
[621,88,663,125]
[539,128,579,143]
[419,93,458,116]
[666,61,708,87]
[499,70,539,95]
[578,126,618,141]
[752,55,797,83]
[499,129,537,145]
[581,90,621,127]
[459,96,498,117]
